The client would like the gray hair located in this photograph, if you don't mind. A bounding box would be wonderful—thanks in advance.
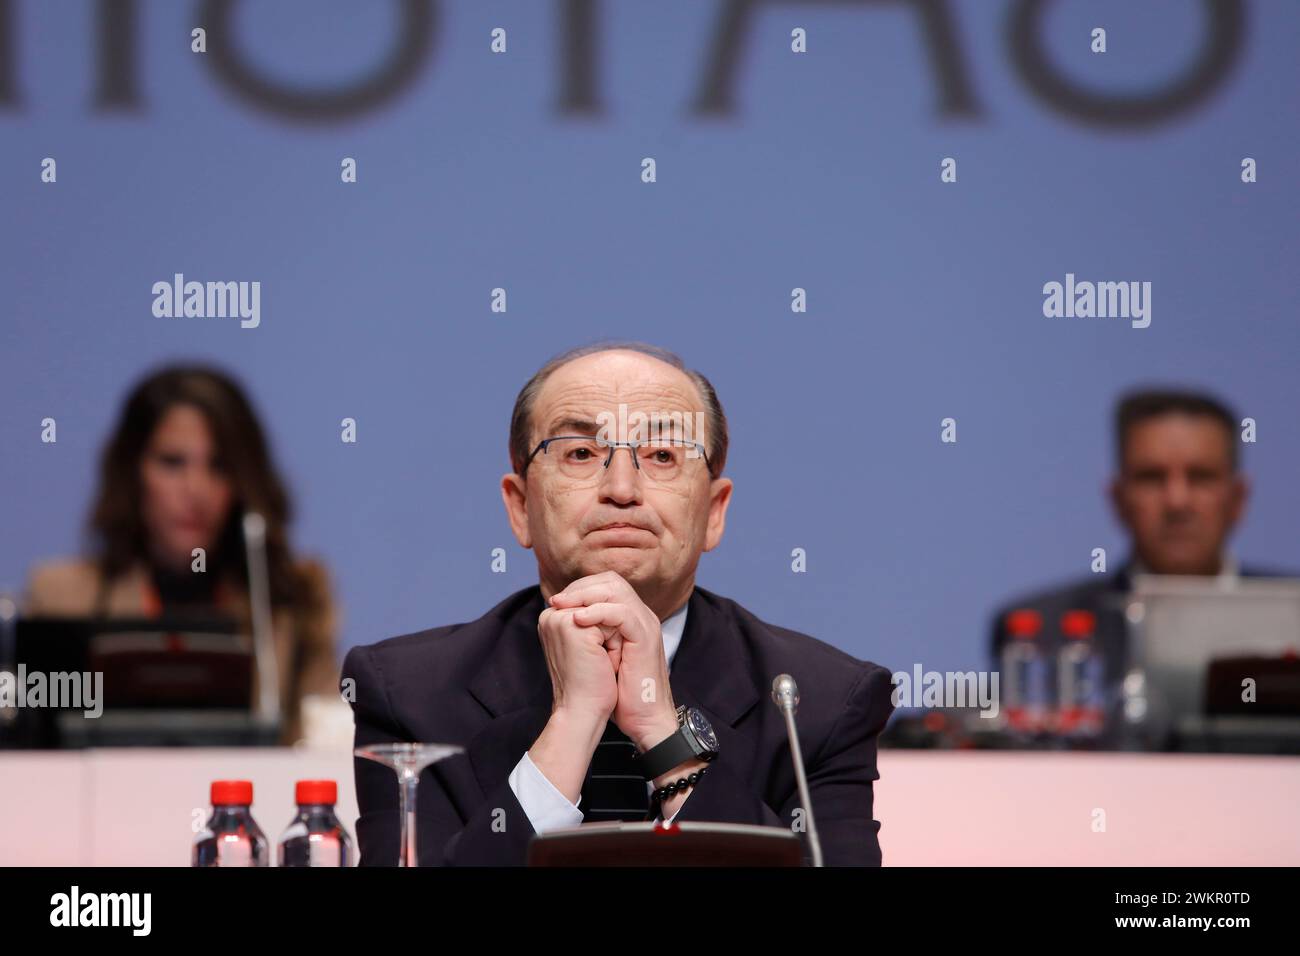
[509,341,729,479]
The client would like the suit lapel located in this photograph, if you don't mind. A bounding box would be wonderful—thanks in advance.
[462,587,554,793]
[467,586,552,718]
[461,584,763,803]
[1112,561,1133,594]
[670,587,761,727]
[670,588,763,795]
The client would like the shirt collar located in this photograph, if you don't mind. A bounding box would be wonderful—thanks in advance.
[661,598,690,671]
[1129,550,1239,582]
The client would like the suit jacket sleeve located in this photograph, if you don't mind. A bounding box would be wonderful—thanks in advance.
[344,644,541,866]
[672,662,895,866]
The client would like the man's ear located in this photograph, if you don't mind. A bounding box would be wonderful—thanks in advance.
[703,477,733,553]
[501,473,533,549]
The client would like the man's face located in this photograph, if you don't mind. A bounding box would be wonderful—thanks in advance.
[501,350,732,616]
[1110,413,1247,575]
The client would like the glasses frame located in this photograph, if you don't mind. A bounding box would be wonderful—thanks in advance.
[523,434,713,480]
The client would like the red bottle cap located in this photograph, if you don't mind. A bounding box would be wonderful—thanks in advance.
[1005,609,1043,638]
[295,780,337,805]
[1061,609,1096,638]
[210,780,253,806]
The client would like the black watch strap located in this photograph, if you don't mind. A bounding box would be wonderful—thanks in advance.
[637,726,698,781]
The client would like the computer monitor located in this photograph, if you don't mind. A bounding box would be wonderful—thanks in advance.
[1127,575,1300,737]
[0,614,271,747]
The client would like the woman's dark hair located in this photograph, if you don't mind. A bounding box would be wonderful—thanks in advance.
[88,364,303,604]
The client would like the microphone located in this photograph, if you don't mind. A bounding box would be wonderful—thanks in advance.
[242,512,280,729]
[771,674,823,867]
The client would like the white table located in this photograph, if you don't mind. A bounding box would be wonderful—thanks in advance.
[1,748,1297,865]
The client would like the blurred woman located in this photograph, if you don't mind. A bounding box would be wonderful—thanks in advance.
[23,365,339,743]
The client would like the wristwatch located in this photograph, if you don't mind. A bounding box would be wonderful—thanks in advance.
[636,705,719,780]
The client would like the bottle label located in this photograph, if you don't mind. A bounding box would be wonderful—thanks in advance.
[217,833,251,867]
[308,833,341,867]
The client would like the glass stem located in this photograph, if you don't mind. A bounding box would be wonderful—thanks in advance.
[398,766,419,867]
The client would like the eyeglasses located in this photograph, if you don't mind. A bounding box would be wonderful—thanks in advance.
[523,435,712,483]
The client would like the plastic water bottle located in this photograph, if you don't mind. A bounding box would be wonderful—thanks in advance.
[193,780,269,867]
[279,780,353,867]
[1000,609,1051,734]
[1057,609,1106,738]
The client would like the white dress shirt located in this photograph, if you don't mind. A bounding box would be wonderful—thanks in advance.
[1129,551,1240,585]
[507,599,691,833]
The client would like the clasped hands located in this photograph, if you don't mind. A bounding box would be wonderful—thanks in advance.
[535,571,705,817]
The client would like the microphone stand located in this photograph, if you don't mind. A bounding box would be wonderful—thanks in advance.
[242,512,280,734]
[771,674,823,867]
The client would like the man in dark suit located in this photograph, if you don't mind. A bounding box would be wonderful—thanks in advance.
[989,388,1271,688]
[344,342,894,866]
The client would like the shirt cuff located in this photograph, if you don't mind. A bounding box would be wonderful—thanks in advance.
[652,788,687,826]
[508,751,585,835]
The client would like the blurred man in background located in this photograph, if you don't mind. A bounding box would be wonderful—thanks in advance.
[989,388,1274,687]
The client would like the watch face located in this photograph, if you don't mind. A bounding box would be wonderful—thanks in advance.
[686,707,718,752]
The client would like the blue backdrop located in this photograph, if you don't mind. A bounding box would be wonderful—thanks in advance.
[3,1,1297,677]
